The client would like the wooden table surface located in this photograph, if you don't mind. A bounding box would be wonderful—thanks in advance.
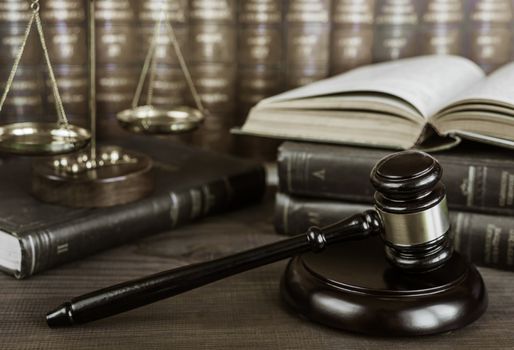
[1,196,514,349]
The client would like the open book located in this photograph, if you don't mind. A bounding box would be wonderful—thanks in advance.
[237,55,514,150]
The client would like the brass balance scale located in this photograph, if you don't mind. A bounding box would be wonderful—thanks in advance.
[0,0,206,208]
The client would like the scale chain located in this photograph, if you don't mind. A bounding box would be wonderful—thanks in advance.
[132,0,205,113]
[33,3,69,128]
[164,15,205,113]
[0,12,36,114]
[0,0,69,128]
[145,14,163,107]
[132,12,161,109]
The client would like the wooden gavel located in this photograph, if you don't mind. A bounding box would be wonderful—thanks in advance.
[46,150,454,327]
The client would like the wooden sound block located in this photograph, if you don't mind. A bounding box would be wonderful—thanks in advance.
[281,236,487,336]
[31,146,154,208]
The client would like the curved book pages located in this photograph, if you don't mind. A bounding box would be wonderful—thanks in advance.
[239,55,514,150]
[0,136,266,279]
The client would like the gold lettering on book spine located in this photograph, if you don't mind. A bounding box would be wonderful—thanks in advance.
[139,0,187,23]
[190,0,235,21]
[423,0,464,23]
[471,0,513,23]
[0,2,32,22]
[42,0,85,22]
[485,224,502,264]
[287,0,330,23]
[332,0,375,24]
[507,230,514,266]
[95,0,134,22]
[376,0,418,25]
[239,0,282,24]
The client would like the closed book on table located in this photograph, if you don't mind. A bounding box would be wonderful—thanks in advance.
[0,137,266,279]
[278,141,514,216]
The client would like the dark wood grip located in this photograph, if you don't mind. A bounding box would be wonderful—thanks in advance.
[47,210,381,327]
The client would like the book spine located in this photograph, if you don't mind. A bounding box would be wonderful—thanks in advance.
[135,0,190,111]
[132,0,193,145]
[190,0,237,153]
[17,167,266,279]
[277,143,514,216]
[0,2,45,124]
[234,0,283,161]
[274,193,514,271]
[94,0,137,136]
[466,0,514,73]
[41,0,87,129]
[419,0,465,56]
[285,0,332,89]
[330,0,375,74]
[373,0,420,62]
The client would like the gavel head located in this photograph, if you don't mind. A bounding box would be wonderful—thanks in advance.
[370,150,453,272]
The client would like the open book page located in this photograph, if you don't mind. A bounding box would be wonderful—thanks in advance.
[431,62,514,149]
[259,55,485,118]
[436,62,514,114]
[260,94,423,121]
[244,108,421,149]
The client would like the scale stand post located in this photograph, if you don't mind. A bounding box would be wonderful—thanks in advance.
[31,0,154,208]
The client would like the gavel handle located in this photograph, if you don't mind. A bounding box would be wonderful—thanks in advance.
[46,210,381,327]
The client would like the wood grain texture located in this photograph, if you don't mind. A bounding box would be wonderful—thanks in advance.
[0,196,513,349]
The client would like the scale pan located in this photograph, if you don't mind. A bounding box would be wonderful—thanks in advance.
[0,122,91,156]
[117,105,205,135]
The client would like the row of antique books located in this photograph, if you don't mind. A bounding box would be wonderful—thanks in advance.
[274,141,514,272]
[0,0,514,155]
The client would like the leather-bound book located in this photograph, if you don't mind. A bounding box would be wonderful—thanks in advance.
[419,0,465,56]
[38,0,87,127]
[95,0,135,23]
[277,141,514,216]
[235,0,284,161]
[135,0,188,24]
[275,193,514,272]
[0,0,42,124]
[237,0,283,108]
[94,0,137,66]
[94,0,136,122]
[235,67,282,161]
[40,0,85,23]
[373,0,420,62]
[285,0,331,89]
[44,66,88,125]
[0,67,45,123]
[0,0,31,23]
[96,65,138,119]
[135,0,189,109]
[330,0,375,74]
[466,0,513,73]
[43,26,87,65]
[189,0,237,153]
[141,66,188,111]
[96,25,137,65]
[0,136,266,279]
[0,8,44,123]
[0,24,40,65]
[136,25,189,67]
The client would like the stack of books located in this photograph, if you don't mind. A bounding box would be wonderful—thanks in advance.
[240,55,514,272]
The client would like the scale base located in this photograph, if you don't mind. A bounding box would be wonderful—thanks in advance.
[31,146,154,208]
[281,237,487,336]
